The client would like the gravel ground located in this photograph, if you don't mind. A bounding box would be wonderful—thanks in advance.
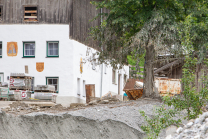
[0,98,188,139]
[68,98,162,132]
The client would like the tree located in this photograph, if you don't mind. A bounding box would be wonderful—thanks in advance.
[89,0,208,97]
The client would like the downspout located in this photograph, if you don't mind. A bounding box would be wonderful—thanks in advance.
[100,8,103,98]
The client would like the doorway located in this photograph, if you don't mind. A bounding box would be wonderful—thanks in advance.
[85,84,95,103]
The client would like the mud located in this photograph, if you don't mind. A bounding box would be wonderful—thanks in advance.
[0,111,144,139]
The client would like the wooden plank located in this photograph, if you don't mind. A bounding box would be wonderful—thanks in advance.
[25,10,37,13]
[24,16,37,18]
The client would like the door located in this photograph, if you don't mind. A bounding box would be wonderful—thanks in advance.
[85,84,95,103]
[118,74,121,95]
[0,73,3,82]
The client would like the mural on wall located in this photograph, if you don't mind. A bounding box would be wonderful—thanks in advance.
[36,62,44,72]
[7,42,18,56]
[80,58,83,74]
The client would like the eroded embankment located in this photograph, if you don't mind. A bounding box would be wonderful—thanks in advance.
[0,111,145,139]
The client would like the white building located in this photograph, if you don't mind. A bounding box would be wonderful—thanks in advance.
[0,1,129,106]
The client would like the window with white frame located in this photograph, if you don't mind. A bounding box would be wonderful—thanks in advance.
[46,77,59,92]
[0,42,2,57]
[112,69,116,84]
[47,42,59,57]
[23,42,35,57]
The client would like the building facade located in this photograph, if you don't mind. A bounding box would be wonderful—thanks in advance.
[0,0,129,106]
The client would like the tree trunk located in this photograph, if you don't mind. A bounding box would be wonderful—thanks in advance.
[143,44,155,97]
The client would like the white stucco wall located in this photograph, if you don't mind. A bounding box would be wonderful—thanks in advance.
[72,40,129,101]
[0,24,129,105]
[0,25,74,96]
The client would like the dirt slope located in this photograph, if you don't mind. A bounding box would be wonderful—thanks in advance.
[0,111,144,139]
[1,98,184,139]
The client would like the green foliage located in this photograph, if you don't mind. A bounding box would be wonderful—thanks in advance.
[140,105,181,139]
[127,53,145,77]
[90,0,208,66]
[164,56,208,120]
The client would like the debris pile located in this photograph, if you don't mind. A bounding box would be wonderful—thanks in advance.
[1,102,67,114]
[88,97,120,105]
[166,112,208,139]
[1,102,40,113]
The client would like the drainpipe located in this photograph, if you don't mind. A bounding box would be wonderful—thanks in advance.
[100,8,103,98]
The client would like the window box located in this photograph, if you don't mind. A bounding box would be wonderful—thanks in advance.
[23,42,35,58]
[46,77,59,93]
[47,41,59,57]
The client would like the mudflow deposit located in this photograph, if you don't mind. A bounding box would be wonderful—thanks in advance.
[0,98,189,139]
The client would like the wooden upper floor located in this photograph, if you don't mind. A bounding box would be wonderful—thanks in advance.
[0,0,72,24]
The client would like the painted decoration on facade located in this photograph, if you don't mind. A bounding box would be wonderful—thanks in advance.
[7,42,18,56]
[80,58,83,74]
[36,62,44,72]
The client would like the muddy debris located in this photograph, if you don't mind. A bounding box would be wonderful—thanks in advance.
[88,97,120,105]
[1,102,69,114]
[69,103,86,108]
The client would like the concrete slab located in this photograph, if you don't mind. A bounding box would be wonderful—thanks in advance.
[0,101,14,108]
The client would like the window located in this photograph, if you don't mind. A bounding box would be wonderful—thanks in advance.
[23,42,35,57]
[77,78,80,95]
[0,6,2,21]
[83,80,86,97]
[112,69,116,84]
[0,42,2,58]
[24,6,38,22]
[47,42,59,57]
[46,77,59,93]
[123,74,127,87]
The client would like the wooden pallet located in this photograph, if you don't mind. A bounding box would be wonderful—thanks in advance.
[10,76,32,79]
[9,88,31,91]
[34,90,56,93]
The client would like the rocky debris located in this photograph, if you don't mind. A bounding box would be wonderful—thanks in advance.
[166,112,208,139]
[69,103,86,108]
[51,104,67,110]
[9,101,29,108]
[88,97,120,105]
[1,102,67,114]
